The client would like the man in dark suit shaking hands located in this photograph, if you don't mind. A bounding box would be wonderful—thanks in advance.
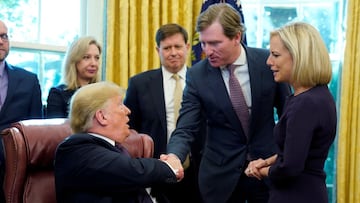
[124,23,205,203]
[161,3,291,203]
[0,20,43,202]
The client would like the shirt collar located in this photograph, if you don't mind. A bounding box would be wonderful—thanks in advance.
[0,61,5,78]
[89,133,115,146]
[221,45,247,69]
[162,65,187,81]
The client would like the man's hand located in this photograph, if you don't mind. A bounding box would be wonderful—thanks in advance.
[160,153,184,181]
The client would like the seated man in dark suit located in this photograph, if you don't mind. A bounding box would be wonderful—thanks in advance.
[0,20,43,202]
[54,81,184,203]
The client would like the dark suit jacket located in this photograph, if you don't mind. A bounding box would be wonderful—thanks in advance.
[124,68,206,163]
[46,84,76,118]
[124,68,206,203]
[167,46,291,203]
[0,62,43,203]
[0,62,43,131]
[124,68,169,159]
[54,133,177,203]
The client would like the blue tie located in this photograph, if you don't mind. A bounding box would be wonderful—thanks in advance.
[228,64,249,138]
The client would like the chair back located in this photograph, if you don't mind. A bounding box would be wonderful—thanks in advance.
[1,119,153,203]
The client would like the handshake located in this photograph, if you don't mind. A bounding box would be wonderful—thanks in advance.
[160,153,184,181]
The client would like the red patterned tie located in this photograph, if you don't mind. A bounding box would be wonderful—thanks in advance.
[228,64,249,138]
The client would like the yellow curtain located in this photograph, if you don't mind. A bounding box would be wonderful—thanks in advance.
[337,0,360,202]
[106,0,202,88]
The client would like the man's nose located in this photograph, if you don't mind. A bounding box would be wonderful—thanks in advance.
[202,44,213,55]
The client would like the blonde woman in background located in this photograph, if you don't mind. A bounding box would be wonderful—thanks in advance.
[46,36,101,118]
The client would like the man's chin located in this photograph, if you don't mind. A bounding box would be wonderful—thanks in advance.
[0,56,6,62]
[209,61,221,68]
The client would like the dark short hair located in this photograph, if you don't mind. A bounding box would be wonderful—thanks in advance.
[196,3,246,40]
[155,23,188,47]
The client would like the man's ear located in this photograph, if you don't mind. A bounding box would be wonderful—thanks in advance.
[186,43,190,50]
[235,32,242,44]
[95,110,108,126]
[156,46,160,54]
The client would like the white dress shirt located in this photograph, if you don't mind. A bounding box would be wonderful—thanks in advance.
[162,65,187,141]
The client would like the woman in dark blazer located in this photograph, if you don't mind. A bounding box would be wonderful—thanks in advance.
[46,36,101,118]
[246,22,337,203]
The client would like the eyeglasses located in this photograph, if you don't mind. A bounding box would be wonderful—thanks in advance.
[0,34,9,41]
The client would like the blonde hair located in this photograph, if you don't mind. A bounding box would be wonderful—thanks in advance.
[270,22,332,86]
[69,81,125,133]
[62,36,102,90]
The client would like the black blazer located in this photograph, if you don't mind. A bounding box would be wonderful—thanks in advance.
[125,68,206,203]
[0,62,42,131]
[46,84,76,118]
[124,68,168,159]
[54,134,177,203]
[167,46,291,203]
[124,68,206,162]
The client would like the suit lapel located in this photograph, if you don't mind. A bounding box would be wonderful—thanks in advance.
[0,63,20,114]
[246,47,265,137]
[148,69,167,134]
[206,63,243,133]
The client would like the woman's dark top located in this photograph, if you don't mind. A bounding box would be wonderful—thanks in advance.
[46,84,76,118]
[268,85,337,203]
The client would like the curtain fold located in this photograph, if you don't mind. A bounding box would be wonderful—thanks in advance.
[337,0,360,202]
[106,0,202,88]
